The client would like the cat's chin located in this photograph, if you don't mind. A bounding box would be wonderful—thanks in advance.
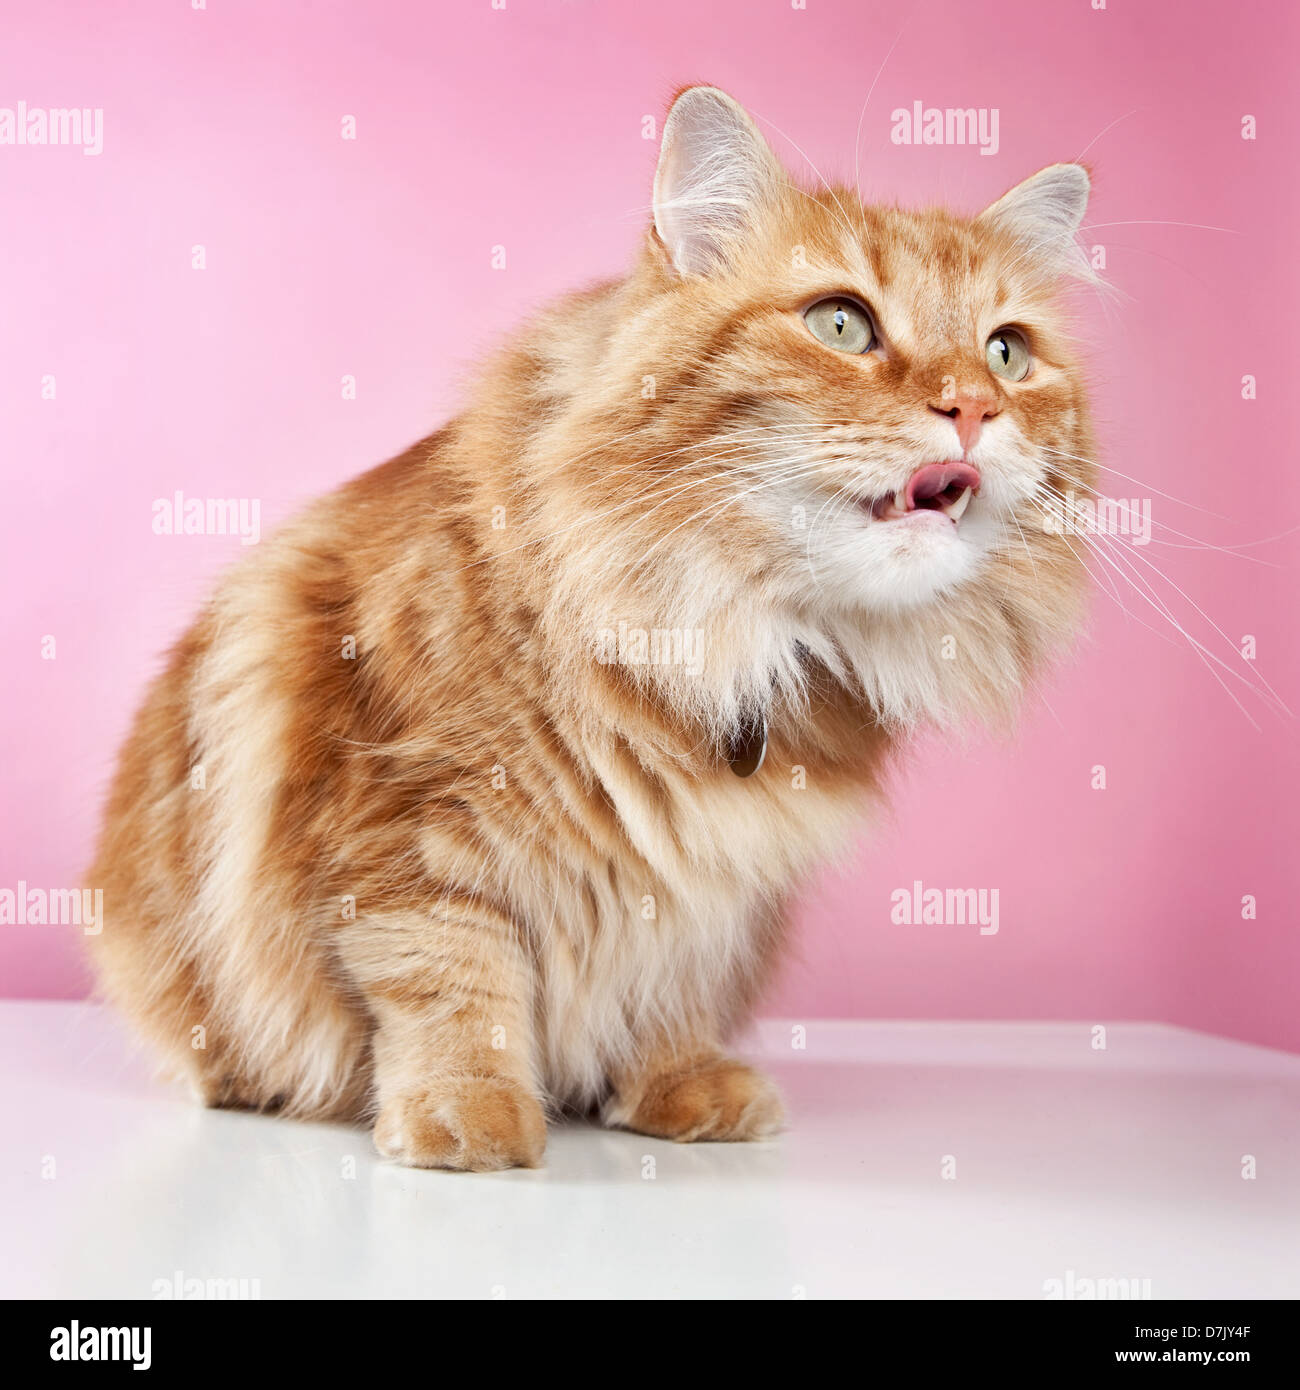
[813,511,989,614]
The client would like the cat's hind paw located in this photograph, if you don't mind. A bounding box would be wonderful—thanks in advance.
[610,1056,784,1143]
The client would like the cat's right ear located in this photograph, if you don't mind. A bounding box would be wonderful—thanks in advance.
[652,86,783,276]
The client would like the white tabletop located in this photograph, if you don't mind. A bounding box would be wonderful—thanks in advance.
[3,1002,1296,1299]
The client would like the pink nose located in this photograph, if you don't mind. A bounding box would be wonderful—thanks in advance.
[928,392,999,452]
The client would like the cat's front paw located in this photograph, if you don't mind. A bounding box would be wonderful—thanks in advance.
[373,1075,546,1171]
[613,1056,785,1143]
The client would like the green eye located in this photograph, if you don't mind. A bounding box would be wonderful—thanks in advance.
[986,327,1031,381]
[804,298,874,354]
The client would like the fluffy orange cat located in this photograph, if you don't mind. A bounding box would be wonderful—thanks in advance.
[88,86,1096,1169]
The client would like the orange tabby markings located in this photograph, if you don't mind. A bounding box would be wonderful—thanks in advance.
[85,85,1095,1171]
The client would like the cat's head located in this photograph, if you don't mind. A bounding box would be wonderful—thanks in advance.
[539,86,1097,731]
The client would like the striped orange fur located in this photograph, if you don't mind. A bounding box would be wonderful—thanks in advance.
[87,87,1095,1169]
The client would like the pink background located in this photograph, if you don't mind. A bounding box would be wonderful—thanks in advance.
[3,0,1297,1051]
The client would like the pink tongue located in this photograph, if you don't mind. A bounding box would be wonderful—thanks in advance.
[906,462,981,509]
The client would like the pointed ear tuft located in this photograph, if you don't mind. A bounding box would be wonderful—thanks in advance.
[979,163,1093,280]
[652,86,783,276]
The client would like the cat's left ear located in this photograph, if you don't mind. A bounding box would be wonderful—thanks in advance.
[652,86,784,276]
[978,164,1093,278]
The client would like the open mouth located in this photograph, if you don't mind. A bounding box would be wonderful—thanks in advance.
[862,462,981,524]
